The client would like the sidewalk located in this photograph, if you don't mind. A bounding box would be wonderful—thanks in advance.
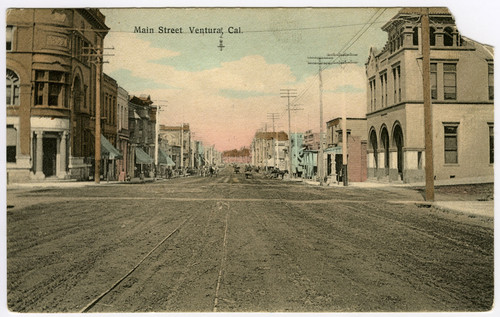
[6,177,158,189]
[305,175,495,219]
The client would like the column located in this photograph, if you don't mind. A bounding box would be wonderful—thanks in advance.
[60,131,67,177]
[35,131,44,178]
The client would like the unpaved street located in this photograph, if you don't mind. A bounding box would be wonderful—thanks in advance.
[6,169,493,312]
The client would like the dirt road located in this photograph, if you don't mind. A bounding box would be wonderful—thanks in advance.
[6,169,493,312]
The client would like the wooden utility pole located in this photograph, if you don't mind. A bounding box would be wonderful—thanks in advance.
[280,89,297,176]
[267,113,279,168]
[309,55,356,185]
[94,47,102,184]
[180,123,184,170]
[327,53,357,186]
[308,57,334,184]
[421,8,435,201]
[84,45,114,184]
[154,102,167,179]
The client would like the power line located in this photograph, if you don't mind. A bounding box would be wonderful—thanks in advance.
[291,8,386,107]
[281,89,298,175]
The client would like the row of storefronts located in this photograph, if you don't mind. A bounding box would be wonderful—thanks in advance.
[6,8,222,183]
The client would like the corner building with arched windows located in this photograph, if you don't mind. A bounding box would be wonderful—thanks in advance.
[6,9,109,182]
[365,8,494,183]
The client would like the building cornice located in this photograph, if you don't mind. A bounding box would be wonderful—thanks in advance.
[366,101,494,117]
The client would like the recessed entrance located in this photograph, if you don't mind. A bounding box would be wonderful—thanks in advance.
[43,138,57,177]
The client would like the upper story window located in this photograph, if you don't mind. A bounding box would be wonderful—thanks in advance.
[6,69,20,106]
[488,64,494,100]
[392,65,401,104]
[443,63,457,100]
[369,77,376,111]
[444,27,454,46]
[412,27,419,46]
[34,70,68,107]
[430,27,436,46]
[380,72,388,107]
[6,25,14,51]
[430,63,437,100]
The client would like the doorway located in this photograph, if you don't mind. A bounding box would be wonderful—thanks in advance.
[394,125,404,180]
[43,138,57,177]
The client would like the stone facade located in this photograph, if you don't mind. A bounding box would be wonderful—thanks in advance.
[365,8,494,183]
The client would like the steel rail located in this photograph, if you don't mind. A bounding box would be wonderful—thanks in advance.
[79,215,194,313]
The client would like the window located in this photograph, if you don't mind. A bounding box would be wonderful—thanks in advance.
[444,27,454,46]
[489,124,494,164]
[430,63,437,100]
[6,69,20,106]
[6,25,13,51]
[392,65,401,103]
[412,27,419,46]
[380,72,387,107]
[488,64,494,100]
[369,78,376,110]
[7,125,17,163]
[444,125,458,164]
[443,63,457,100]
[430,27,436,46]
[34,70,68,106]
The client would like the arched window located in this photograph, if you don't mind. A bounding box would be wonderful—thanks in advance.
[444,27,454,46]
[6,69,20,106]
[412,27,419,46]
[73,75,83,112]
[430,27,436,46]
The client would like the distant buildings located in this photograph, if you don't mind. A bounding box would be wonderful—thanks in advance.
[303,129,320,150]
[251,131,289,170]
[128,95,155,177]
[158,124,191,168]
[223,148,251,164]
[325,117,367,183]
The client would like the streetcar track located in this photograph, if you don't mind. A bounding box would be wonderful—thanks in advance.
[213,209,230,312]
[80,178,235,312]
[79,214,194,313]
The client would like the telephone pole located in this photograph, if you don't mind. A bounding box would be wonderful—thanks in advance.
[154,101,167,179]
[84,45,114,184]
[267,113,279,168]
[180,123,184,171]
[308,57,334,184]
[280,89,297,176]
[327,53,357,186]
[95,47,102,184]
[421,8,435,201]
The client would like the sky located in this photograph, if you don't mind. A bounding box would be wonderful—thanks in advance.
[101,7,400,151]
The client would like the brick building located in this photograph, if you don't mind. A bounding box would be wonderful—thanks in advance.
[6,9,109,182]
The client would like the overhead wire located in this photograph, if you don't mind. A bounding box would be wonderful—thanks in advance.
[290,8,387,109]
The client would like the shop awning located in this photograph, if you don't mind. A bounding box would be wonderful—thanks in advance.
[158,149,175,166]
[101,134,123,159]
[324,146,342,154]
[135,147,154,164]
